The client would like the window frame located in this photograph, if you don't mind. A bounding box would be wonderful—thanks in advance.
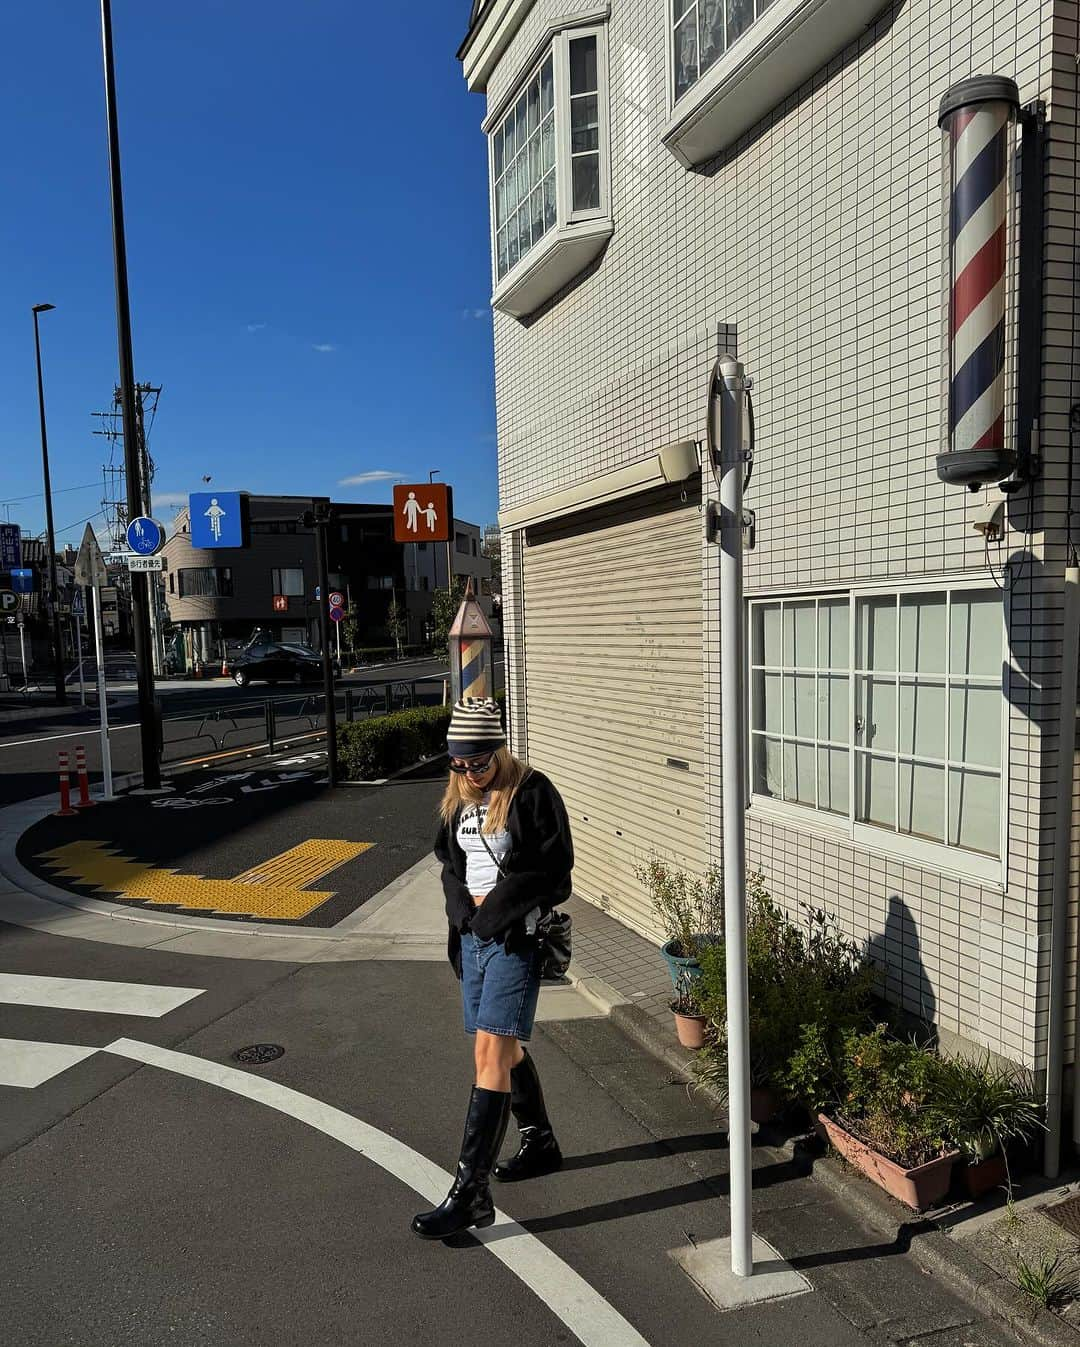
[271,566,305,598]
[746,577,1009,886]
[486,21,611,311]
[177,566,233,600]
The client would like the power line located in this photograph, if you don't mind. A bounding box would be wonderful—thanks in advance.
[0,481,99,506]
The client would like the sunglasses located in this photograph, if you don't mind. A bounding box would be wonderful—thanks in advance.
[448,754,496,775]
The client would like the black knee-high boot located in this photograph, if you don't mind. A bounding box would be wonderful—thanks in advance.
[493,1049,562,1183]
[412,1086,511,1240]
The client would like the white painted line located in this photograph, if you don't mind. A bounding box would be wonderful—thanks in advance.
[106,1037,651,1347]
[0,724,139,751]
[0,973,204,1017]
[0,1037,100,1088]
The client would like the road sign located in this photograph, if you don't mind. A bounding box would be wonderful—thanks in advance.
[393,483,453,544]
[72,588,85,618]
[0,590,17,614]
[74,524,107,588]
[328,590,344,608]
[126,555,163,572]
[10,568,33,595]
[272,595,288,613]
[0,523,21,569]
[189,491,244,548]
[329,604,345,623]
[314,585,321,601]
[126,516,165,556]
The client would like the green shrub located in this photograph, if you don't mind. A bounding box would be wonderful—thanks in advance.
[832,1025,946,1168]
[634,857,723,960]
[693,884,875,1099]
[923,1052,1042,1163]
[337,704,453,780]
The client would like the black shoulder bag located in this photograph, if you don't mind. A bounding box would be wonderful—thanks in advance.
[468,808,572,981]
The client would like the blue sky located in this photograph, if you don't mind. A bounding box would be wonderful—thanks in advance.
[0,1,495,547]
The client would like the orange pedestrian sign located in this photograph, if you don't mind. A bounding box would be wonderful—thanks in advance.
[393,483,452,544]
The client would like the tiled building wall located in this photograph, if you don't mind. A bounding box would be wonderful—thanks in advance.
[485,0,1079,1068]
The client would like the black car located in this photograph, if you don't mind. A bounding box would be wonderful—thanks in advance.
[227,642,325,687]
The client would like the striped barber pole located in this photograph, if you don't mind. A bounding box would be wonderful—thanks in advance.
[938,76,1020,487]
[459,638,489,701]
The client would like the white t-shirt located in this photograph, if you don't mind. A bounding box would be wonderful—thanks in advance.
[457,801,510,898]
[457,799,541,934]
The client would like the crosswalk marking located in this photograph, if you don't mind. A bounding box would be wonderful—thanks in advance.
[0,972,204,1017]
[0,1038,100,1088]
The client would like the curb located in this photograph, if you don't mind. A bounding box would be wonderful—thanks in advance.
[565,949,1074,1347]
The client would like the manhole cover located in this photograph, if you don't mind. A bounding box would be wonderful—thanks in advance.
[1045,1194,1080,1239]
[232,1043,285,1065]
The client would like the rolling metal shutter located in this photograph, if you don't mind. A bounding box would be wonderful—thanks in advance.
[522,484,706,941]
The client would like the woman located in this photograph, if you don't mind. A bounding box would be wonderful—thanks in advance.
[411,696,574,1241]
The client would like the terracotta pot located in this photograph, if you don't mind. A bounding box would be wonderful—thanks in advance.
[817,1114,959,1212]
[672,1009,708,1049]
[961,1152,1008,1199]
[751,1086,780,1125]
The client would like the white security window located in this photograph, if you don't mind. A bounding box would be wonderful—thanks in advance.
[271,567,304,597]
[750,587,1005,875]
[488,26,611,316]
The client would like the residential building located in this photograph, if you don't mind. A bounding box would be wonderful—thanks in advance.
[161,495,406,665]
[457,0,1079,1100]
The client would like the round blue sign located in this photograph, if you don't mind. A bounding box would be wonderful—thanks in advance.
[126,516,164,556]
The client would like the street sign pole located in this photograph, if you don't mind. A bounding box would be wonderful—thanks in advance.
[100,0,160,792]
[18,617,28,690]
[90,578,114,800]
[308,499,338,786]
[713,354,754,1278]
[74,611,86,705]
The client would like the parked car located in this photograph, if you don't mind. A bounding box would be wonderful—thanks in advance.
[226,642,330,687]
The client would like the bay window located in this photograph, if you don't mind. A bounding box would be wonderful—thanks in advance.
[487,24,612,318]
[749,586,1005,878]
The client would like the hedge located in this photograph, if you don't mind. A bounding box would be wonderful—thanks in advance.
[336,694,506,781]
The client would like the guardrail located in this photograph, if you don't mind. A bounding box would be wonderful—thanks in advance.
[158,678,450,765]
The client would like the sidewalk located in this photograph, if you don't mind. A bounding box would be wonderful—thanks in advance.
[0,785,1076,1343]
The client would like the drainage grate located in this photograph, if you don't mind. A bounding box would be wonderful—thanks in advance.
[1045,1194,1080,1239]
[232,1043,285,1065]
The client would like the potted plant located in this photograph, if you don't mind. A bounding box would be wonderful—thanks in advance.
[818,1026,960,1212]
[634,857,723,989]
[924,1053,1042,1198]
[670,975,709,1050]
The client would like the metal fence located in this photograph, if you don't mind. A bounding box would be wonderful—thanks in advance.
[159,678,447,765]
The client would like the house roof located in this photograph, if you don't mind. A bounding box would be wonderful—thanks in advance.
[457,0,492,60]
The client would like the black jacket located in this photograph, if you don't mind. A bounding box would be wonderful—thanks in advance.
[435,769,574,978]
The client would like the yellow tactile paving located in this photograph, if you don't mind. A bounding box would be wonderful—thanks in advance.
[36,838,372,921]
[233,839,372,889]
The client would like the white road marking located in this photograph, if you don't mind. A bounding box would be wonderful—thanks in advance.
[106,1037,652,1347]
[0,974,204,1017]
[0,724,139,751]
[0,1037,99,1088]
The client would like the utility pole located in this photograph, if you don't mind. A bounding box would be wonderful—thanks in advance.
[134,385,163,676]
[99,0,160,789]
[32,303,66,705]
[302,498,338,786]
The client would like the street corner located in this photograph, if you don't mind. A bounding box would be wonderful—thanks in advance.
[13,749,435,928]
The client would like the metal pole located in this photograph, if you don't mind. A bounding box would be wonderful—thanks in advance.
[75,611,86,705]
[99,0,160,789]
[91,579,114,800]
[313,500,338,785]
[336,616,341,664]
[715,354,753,1277]
[32,305,66,705]
[18,619,28,689]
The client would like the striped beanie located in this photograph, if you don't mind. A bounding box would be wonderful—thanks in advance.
[447,698,505,757]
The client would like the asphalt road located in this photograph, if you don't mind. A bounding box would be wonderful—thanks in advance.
[0,656,500,807]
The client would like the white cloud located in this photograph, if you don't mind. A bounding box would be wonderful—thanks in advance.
[151,491,191,512]
[460,308,489,320]
[338,470,405,486]
[246,322,267,333]
[312,342,337,353]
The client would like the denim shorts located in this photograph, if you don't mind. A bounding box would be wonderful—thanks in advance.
[460,931,542,1042]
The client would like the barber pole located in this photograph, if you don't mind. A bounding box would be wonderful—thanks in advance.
[74,743,96,809]
[937,75,1020,488]
[55,750,76,817]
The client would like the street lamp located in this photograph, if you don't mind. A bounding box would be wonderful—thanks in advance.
[31,302,66,705]
[428,469,452,593]
[448,578,493,703]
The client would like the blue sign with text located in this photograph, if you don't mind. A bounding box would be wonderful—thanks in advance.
[189,492,243,549]
[0,523,21,569]
[126,516,164,555]
[10,568,33,594]
[72,588,85,618]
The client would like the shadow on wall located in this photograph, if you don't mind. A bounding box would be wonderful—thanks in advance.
[866,894,937,1032]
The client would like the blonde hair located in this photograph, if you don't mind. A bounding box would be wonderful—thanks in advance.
[440,746,531,835]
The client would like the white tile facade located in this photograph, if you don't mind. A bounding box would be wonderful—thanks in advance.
[476,0,1080,1068]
